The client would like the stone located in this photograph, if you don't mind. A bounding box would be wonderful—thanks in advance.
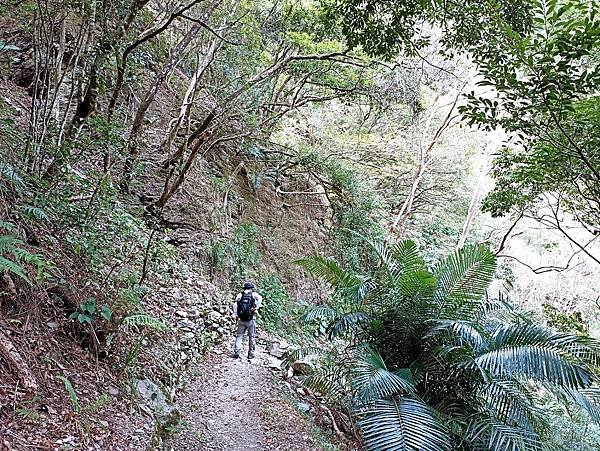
[136,379,172,419]
[268,342,285,358]
[267,356,283,370]
[177,319,195,329]
[175,310,188,318]
[107,385,119,396]
[297,402,310,413]
[208,311,222,322]
[296,387,306,396]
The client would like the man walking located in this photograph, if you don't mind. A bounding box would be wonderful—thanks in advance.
[232,281,262,359]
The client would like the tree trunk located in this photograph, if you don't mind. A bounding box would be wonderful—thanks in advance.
[160,36,222,167]
[120,20,207,190]
[0,329,38,392]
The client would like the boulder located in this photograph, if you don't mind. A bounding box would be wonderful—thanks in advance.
[268,342,286,358]
[297,402,311,413]
[267,356,283,370]
[136,379,172,418]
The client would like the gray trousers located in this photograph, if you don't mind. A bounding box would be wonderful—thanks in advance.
[234,319,256,357]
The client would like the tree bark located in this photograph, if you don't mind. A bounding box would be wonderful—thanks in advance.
[119,6,218,190]
[0,329,38,392]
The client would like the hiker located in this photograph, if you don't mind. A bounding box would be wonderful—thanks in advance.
[232,281,262,359]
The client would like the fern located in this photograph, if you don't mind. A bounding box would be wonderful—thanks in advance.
[57,375,80,413]
[123,314,168,331]
[0,255,30,283]
[0,233,50,283]
[18,205,49,222]
[0,220,16,233]
[0,163,23,187]
[80,394,111,414]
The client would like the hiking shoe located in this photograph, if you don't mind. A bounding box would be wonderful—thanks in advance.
[233,353,240,359]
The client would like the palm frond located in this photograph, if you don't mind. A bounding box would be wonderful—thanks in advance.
[474,325,597,388]
[342,228,397,277]
[357,396,451,451]
[397,269,436,299]
[353,346,415,403]
[304,365,353,407]
[433,244,496,319]
[301,305,338,324]
[553,386,600,423]
[390,240,424,273]
[426,319,488,352]
[477,380,544,430]
[282,345,323,370]
[295,255,366,301]
[464,417,542,451]
[328,312,370,339]
[491,324,600,368]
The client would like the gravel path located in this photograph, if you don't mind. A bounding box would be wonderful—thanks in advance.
[171,343,318,451]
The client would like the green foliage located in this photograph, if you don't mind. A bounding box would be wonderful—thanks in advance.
[205,222,261,283]
[0,162,23,189]
[79,394,111,415]
[0,228,50,284]
[257,273,289,331]
[459,0,600,232]
[232,223,260,279]
[69,298,113,325]
[322,0,533,60]
[122,314,167,331]
[206,238,226,272]
[295,148,384,270]
[15,395,42,423]
[543,303,588,335]
[57,375,80,413]
[299,237,600,450]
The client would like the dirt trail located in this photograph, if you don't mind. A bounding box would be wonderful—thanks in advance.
[171,342,319,451]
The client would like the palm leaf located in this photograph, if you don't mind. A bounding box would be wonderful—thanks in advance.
[342,228,397,278]
[327,312,371,339]
[304,365,353,407]
[301,304,338,324]
[357,396,451,451]
[464,417,542,451]
[295,255,367,301]
[473,325,597,389]
[433,244,496,319]
[397,269,436,299]
[477,379,544,430]
[353,346,416,402]
[390,240,425,273]
[426,319,488,352]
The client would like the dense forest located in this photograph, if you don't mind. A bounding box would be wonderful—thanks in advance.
[1,0,599,449]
